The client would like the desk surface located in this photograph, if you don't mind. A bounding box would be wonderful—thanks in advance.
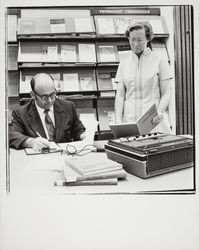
[8,142,195,194]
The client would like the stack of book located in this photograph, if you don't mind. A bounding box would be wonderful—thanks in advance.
[61,152,127,186]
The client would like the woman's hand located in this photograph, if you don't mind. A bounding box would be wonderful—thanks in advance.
[152,110,164,125]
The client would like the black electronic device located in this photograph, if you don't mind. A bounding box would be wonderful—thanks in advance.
[105,133,194,178]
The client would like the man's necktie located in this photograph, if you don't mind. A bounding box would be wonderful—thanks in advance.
[44,109,55,141]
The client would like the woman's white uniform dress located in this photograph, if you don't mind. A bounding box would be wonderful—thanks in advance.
[115,47,172,134]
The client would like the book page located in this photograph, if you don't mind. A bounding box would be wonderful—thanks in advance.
[50,18,65,33]
[78,43,96,62]
[62,73,79,91]
[60,44,77,62]
[97,17,115,34]
[74,17,93,33]
[136,103,158,134]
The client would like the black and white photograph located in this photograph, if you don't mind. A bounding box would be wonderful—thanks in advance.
[0,0,199,250]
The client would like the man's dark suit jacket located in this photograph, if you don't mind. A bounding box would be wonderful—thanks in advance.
[9,98,86,149]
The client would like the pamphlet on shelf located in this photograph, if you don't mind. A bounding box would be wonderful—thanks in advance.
[78,43,96,62]
[62,73,79,91]
[50,73,61,91]
[99,45,117,62]
[50,18,65,33]
[20,75,32,93]
[98,73,113,91]
[115,16,133,34]
[47,44,58,61]
[19,19,35,34]
[97,17,115,34]
[79,76,93,91]
[60,44,77,62]
[74,17,93,33]
[149,19,164,34]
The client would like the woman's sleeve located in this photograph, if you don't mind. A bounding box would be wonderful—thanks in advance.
[159,58,173,81]
[115,62,123,83]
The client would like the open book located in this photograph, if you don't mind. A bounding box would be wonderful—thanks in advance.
[109,103,158,138]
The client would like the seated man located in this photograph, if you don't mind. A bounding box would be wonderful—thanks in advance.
[9,73,86,150]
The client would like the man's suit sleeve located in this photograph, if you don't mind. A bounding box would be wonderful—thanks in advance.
[9,109,30,149]
[70,102,86,141]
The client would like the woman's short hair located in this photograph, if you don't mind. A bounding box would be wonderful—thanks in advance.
[125,21,154,41]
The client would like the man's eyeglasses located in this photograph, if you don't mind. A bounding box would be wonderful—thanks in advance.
[34,90,57,101]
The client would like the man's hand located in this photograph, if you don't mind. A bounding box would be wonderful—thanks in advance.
[29,137,50,151]
[80,132,86,140]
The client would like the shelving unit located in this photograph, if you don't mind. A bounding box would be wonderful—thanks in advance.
[7,6,171,139]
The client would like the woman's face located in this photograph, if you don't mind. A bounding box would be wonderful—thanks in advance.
[129,28,148,55]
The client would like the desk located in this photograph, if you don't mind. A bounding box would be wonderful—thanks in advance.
[8,144,194,194]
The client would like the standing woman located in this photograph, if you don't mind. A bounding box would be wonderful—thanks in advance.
[115,21,172,134]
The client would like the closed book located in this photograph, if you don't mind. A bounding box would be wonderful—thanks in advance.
[56,178,118,186]
[62,168,127,183]
[64,152,123,176]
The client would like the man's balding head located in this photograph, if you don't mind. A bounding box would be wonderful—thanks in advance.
[30,73,55,95]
